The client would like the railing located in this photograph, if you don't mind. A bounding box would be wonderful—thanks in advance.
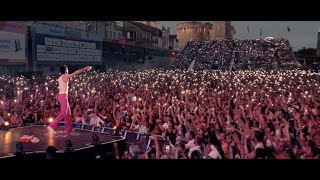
[2,122,169,151]
[72,123,168,151]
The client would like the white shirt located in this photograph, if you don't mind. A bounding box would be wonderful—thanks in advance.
[254,142,265,150]
[74,116,83,123]
[185,139,195,149]
[58,75,68,94]
[138,125,149,134]
[209,145,222,159]
[132,124,140,131]
[88,114,105,126]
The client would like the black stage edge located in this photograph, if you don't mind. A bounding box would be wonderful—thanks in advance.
[0,123,126,160]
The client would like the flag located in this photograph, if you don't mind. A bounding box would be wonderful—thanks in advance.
[247,26,249,33]
[260,28,262,37]
[287,26,291,32]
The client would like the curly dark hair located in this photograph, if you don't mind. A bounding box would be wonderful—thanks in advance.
[60,65,68,74]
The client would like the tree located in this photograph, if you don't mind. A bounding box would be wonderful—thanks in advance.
[294,47,318,67]
[294,47,317,58]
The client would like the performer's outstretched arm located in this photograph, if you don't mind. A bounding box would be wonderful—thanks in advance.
[63,66,92,82]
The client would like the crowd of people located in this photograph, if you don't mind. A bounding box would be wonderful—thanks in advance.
[172,38,296,70]
[1,67,319,159]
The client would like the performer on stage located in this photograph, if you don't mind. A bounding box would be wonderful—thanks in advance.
[47,65,92,134]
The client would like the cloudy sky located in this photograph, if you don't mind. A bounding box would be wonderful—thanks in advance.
[160,21,320,51]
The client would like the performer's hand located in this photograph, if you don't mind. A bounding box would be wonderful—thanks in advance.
[85,66,92,71]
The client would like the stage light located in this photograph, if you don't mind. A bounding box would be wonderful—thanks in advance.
[48,117,53,123]
[65,139,74,153]
[14,142,24,156]
[4,122,9,126]
[92,134,100,146]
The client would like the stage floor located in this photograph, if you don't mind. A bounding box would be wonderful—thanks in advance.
[0,125,123,158]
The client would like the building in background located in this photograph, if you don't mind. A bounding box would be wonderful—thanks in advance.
[176,22,209,50]
[34,21,107,40]
[0,21,178,75]
[176,21,234,50]
[31,21,174,50]
[161,26,170,49]
[123,21,162,48]
[105,21,123,41]
[211,21,233,40]
[203,22,213,41]
[135,21,161,30]
[32,22,103,75]
[169,35,179,50]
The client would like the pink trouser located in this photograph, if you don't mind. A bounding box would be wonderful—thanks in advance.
[49,94,72,132]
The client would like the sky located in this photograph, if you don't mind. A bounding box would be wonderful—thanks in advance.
[160,21,320,51]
